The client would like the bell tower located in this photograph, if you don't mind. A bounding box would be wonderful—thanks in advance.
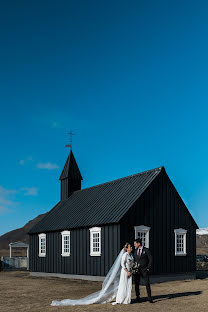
[59,132,82,200]
[59,149,83,200]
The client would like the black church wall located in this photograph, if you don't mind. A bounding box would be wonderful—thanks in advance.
[29,223,120,276]
[120,170,197,275]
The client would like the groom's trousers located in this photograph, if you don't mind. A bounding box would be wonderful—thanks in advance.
[134,270,152,299]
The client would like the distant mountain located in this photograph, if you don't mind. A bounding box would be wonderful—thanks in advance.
[1,215,208,257]
[197,228,208,235]
[196,228,208,255]
[0,213,46,256]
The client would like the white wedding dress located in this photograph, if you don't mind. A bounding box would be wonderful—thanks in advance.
[51,249,133,306]
[113,252,134,304]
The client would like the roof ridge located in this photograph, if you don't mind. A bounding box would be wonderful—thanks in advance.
[75,166,163,193]
[29,166,165,234]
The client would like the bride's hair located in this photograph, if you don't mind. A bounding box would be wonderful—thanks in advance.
[123,242,130,251]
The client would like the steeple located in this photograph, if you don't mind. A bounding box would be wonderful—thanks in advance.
[59,150,83,200]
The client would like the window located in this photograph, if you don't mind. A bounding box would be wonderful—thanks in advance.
[61,231,70,256]
[134,225,151,248]
[38,233,46,257]
[174,229,187,256]
[90,227,101,256]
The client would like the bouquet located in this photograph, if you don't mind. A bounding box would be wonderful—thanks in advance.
[130,262,140,274]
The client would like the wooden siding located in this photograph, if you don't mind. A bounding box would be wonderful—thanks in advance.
[120,170,197,275]
[29,224,120,276]
[61,179,82,200]
[61,179,68,200]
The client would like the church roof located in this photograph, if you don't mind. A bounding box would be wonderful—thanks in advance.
[29,166,163,234]
[59,150,83,181]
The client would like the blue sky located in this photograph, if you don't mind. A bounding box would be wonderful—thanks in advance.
[0,0,208,236]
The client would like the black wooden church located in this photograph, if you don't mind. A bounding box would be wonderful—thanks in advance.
[29,150,198,281]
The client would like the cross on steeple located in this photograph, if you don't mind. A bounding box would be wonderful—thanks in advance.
[65,130,75,151]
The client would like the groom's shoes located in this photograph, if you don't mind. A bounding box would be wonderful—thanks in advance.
[148,297,154,303]
[136,297,140,303]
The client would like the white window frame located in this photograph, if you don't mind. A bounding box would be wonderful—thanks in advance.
[38,233,46,257]
[61,230,71,257]
[174,228,187,256]
[90,227,101,256]
[134,225,151,248]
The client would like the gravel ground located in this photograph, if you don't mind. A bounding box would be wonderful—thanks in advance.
[0,271,208,312]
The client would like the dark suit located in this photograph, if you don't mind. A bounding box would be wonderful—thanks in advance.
[134,247,152,300]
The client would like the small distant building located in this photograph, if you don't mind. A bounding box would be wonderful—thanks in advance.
[0,241,29,270]
[9,241,29,258]
[29,150,198,281]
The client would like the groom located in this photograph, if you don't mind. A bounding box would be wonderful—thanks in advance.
[133,238,153,303]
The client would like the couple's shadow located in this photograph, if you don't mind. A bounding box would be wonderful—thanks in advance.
[131,290,202,304]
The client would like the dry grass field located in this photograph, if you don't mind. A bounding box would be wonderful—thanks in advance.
[0,271,208,312]
[197,247,208,255]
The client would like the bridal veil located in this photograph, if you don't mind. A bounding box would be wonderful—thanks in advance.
[51,248,125,306]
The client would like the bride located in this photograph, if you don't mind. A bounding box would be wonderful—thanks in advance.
[51,242,134,306]
[112,242,133,304]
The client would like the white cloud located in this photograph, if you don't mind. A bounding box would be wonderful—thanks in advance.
[36,162,59,170]
[0,186,17,196]
[0,185,39,215]
[19,155,59,171]
[0,206,11,214]
[19,156,34,166]
[21,187,38,196]
[0,186,17,215]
